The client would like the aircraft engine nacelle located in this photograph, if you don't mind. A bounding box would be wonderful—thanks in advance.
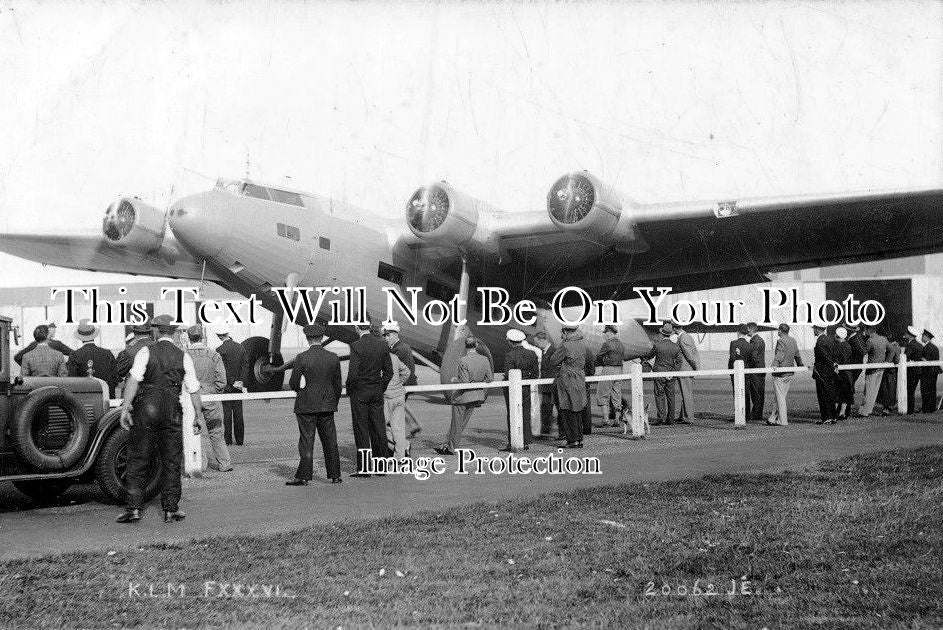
[405,181,498,255]
[102,197,167,254]
[546,171,647,253]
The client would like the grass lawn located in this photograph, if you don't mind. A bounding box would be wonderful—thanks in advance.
[1,447,942,629]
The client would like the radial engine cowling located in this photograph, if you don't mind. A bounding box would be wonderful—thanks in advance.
[405,181,498,255]
[102,197,167,254]
[546,171,646,252]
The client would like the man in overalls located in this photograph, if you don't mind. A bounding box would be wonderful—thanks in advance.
[116,315,204,524]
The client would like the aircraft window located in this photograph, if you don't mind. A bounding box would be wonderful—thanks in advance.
[271,189,304,207]
[319,237,331,250]
[277,223,300,241]
[377,262,405,285]
[243,184,272,201]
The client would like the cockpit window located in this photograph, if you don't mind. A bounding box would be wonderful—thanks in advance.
[243,184,273,201]
[271,189,304,207]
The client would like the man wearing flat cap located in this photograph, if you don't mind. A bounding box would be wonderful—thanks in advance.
[728,324,754,420]
[186,325,232,473]
[67,319,117,397]
[594,325,625,427]
[811,324,838,425]
[114,322,154,395]
[436,335,494,455]
[649,323,682,426]
[921,329,940,413]
[286,323,342,485]
[15,321,72,367]
[903,326,924,413]
[502,329,539,451]
[215,325,249,446]
[116,315,204,524]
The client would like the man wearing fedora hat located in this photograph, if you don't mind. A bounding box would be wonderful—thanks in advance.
[186,325,232,473]
[903,326,924,413]
[650,323,682,426]
[67,319,117,397]
[286,323,343,485]
[116,314,204,524]
[921,329,940,413]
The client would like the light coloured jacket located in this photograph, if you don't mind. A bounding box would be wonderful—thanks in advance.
[772,334,803,373]
[384,353,413,400]
[677,331,700,371]
[452,349,494,406]
[187,344,226,416]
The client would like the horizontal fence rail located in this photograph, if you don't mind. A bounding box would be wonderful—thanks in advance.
[107,356,943,449]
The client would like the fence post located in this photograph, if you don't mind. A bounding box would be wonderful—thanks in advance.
[530,384,541,437]
[508,369,524,451]
[734,360,746,428]
[897,354,907,415]
[630,362,645,439]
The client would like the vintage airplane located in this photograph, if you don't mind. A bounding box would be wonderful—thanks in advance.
[2,171,943,390]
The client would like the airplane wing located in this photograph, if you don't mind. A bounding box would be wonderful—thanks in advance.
[487,177,943,301]
[0,231,220,282]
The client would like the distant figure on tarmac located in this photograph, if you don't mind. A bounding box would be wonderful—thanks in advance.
[215,325,248,446]
[436,336,494,455]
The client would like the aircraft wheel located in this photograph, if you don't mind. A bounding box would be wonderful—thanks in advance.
[241,336,285,392]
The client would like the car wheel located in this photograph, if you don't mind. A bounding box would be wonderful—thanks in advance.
[94,428,162,504]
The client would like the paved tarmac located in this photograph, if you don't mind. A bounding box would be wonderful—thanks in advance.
[1,377,941,560]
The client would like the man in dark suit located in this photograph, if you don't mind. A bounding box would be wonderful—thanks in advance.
[286,324,342,486]
[14,321,72,366]
[215,325,248,445]
[903,326,924,413]
[921,329,940,413]
[847,324,867,403]
[728,324,754,420]
[67,319,117,396]
[502,329,539,451]
[650,323,682,425]
[533,331,560,438]
[833,327,853,419]
[746,322,766,421]
[346,322,393,475]
[812,324,838,424]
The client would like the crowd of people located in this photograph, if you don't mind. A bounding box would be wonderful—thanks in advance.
[13,315,942,523]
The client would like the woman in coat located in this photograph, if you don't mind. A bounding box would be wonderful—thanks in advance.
[550,325,589,448]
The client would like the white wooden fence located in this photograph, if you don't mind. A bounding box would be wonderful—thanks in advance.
[109,354,943,453]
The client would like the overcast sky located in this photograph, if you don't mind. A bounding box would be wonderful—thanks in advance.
[1,0,941,287]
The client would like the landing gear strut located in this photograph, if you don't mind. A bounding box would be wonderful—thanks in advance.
[240,309,285,392]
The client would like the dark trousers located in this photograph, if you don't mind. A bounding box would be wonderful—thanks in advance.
[223,400,244,445]
[921,371,938,413]
[582,385,592,434]
[126,406,182,512]
[539,392,558,435]
[561,409,583,444]
[655,377,678,422]
[350,387,390,472]
[814,375,836,421]
[503,392,533,446]
[295,412,341,481]
[907,372,921,413]
[748,374,765,420]
[834,373,854,415]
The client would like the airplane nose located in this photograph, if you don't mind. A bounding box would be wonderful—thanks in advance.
[168,193,226,259]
